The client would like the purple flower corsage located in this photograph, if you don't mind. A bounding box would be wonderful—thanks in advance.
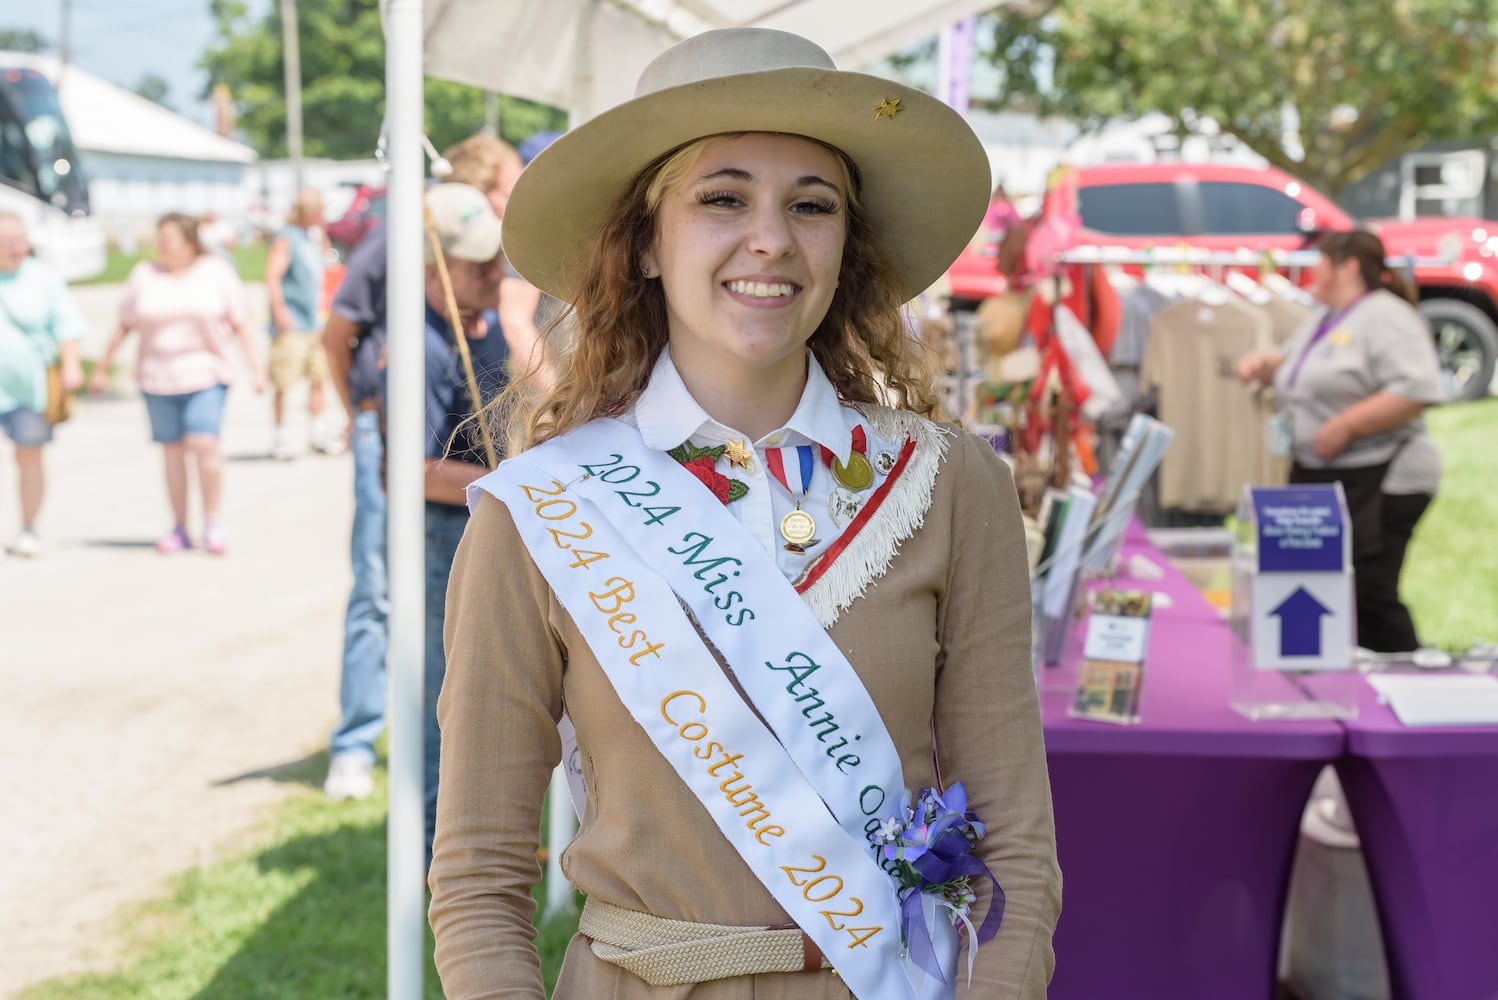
[870,782,1004,983]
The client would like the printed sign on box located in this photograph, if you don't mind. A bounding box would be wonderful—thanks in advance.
[1252,487,1346,574]
[1250,574,1354,671]
[1248,486,1354,672]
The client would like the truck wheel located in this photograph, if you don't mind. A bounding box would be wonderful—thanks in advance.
[1418,298,1497,402]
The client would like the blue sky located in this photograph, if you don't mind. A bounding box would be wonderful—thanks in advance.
[7,0,268,126]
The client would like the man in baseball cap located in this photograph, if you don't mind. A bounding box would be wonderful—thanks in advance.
[424,182,504,268]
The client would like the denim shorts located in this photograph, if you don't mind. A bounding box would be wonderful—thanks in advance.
[142,384,229,443]
[0,407,53,447]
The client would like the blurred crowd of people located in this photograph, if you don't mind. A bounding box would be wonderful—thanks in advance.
[0,131,557,842]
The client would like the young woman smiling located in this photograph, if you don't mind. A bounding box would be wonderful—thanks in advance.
[430,28,1060,1000]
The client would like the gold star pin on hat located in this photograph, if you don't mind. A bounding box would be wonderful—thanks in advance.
[873,97,903,120]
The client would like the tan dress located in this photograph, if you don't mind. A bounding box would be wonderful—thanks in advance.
[429,427,1061,999]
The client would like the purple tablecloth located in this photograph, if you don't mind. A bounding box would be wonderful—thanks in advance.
[1335,679,1498,1000]
[1042,531,1343,1000]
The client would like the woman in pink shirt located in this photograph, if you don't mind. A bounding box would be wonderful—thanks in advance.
[89,213,265,553]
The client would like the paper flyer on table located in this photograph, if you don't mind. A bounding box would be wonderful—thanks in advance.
[1367,674,1498,728]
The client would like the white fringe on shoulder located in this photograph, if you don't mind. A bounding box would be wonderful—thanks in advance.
[800,406,953,627]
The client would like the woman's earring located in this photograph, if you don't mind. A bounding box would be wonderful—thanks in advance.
[640,261,655,278]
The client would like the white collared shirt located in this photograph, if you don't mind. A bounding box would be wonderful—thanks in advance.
[627,349,871,581]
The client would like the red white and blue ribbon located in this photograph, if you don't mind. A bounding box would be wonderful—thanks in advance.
[765,444,816,496]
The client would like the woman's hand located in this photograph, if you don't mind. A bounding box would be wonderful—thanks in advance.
[1312,416,1355,459]
[86,367,109,396]
[58,342,85,392]
[1235,351,1277,384]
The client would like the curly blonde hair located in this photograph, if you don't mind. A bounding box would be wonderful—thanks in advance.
[488,133,943,454]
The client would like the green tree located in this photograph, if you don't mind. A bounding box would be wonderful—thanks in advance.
[134,72,173,109]
[199,0,564,160]
[0,27,50,52]
[985,0,1498,197]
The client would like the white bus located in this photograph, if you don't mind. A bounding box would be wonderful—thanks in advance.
[0,55,106,281]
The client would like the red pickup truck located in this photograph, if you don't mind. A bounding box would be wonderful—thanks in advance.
[946,162,1498,401]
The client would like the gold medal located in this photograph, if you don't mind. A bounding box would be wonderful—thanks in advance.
[832,452,874,491]
[780,507,818,551]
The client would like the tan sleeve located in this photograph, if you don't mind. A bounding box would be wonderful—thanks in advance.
[937,434,1062,999]
[429,492,565,1000]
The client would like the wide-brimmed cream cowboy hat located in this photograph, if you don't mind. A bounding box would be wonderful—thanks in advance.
[501,27,991,302]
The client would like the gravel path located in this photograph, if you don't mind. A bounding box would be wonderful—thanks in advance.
[0,295,353,997]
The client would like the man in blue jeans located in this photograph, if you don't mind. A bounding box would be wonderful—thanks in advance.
[387,182,511,865]
[319,221,391,800]
[318,136,526,802]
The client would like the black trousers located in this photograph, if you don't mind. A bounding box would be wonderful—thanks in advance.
[1290,463,1432,653]
[1353,491,1432,653]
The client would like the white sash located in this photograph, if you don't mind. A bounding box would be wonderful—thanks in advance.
[472,419,957,999]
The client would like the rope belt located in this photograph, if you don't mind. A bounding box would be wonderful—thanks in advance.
[579,897,832,985]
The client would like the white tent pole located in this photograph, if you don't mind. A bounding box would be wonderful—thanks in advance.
[935,21,953,108]
[571,0,600,122]
[385,0,426,997]
[543,768,577,917]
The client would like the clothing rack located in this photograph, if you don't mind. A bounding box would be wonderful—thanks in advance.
[1053,246,1452,272]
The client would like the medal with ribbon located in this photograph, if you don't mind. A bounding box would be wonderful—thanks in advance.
[822,426,875,491]
[765,444,819,552]
[822,426,876,527]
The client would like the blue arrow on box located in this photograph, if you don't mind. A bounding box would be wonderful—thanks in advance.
[1271,587,1332,657]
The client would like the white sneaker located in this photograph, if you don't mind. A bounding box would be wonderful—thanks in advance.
[12,530,41,558]
[324,754,375,800]
[308,430,343,455]
[271,427,297,461]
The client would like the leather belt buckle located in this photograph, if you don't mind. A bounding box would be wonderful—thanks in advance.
[770,923,825,973]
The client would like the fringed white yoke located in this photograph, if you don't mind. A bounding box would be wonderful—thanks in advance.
[798,405,952,627]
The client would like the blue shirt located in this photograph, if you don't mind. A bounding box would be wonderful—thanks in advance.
[380,302,509,508]
[270,224,326,334]
[0,257,88,413]
[330,224,387,405]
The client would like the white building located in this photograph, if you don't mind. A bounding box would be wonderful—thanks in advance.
[43,57,257,249]
[243,157,387,237]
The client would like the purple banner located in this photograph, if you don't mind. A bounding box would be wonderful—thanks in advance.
[1252,486,1345,573]
[938,15,977,114]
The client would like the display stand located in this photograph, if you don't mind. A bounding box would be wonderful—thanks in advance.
[1034,485,1097,689]
[1229,484,1359,720]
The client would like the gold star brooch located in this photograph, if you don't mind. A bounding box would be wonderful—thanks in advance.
[873,97,903,121]
[724,438,754,471]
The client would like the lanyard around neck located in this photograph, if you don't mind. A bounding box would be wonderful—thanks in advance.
[1286,292,1367,389]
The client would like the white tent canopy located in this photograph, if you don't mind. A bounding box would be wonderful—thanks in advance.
[380,4,992,995]
[419,0,998,119]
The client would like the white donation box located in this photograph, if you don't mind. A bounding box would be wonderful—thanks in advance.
[1230,484,1358,720]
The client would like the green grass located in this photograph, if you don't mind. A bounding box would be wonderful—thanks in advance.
[1402,396,1498,651]
[76,243,269,286]
[19,752,579,1000]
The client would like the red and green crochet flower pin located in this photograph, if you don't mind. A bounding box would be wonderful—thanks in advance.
[668,441,750,505]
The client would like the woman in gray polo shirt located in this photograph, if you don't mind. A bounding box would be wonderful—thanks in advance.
[1237,230,1445,653]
